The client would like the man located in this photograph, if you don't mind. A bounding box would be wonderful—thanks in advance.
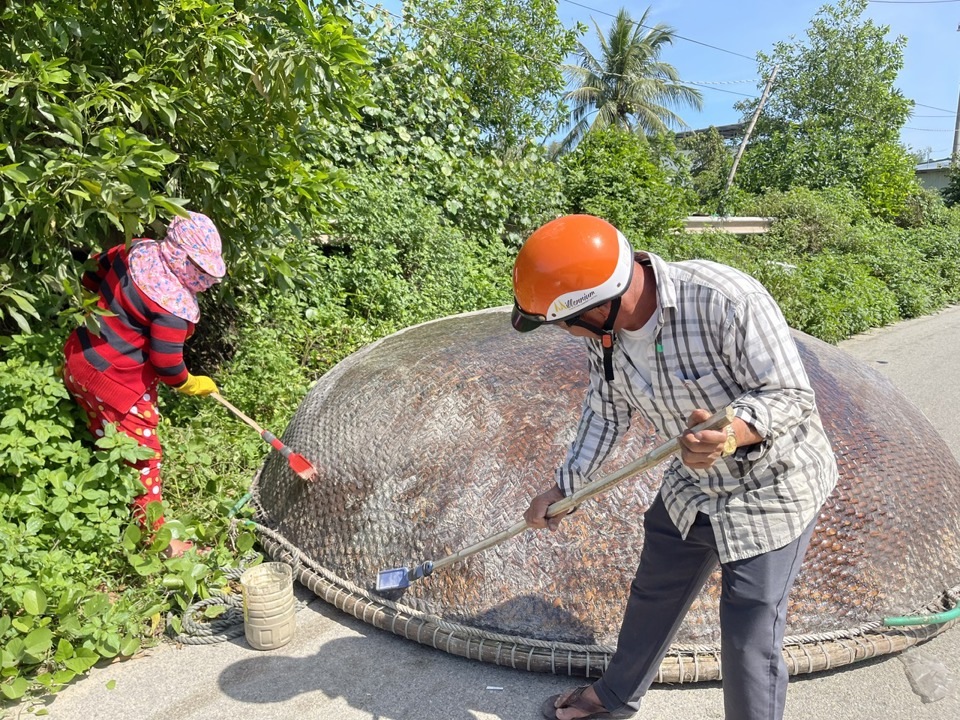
[512,215,838,720]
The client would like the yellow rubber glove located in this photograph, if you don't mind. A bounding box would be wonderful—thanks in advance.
[175,373,219,396]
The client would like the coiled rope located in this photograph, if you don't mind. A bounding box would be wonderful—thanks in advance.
[167,539,307,645]
[168,557,253,645]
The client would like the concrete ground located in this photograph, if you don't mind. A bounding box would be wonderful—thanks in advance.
[17,305,960,720]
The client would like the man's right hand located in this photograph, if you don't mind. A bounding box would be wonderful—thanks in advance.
[524,484,569,531]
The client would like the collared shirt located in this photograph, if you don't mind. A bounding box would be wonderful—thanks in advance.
[556,252,838,563]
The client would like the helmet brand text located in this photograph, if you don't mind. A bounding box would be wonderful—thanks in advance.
[553,291,596,316]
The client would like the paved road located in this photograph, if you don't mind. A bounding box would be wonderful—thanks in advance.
[19,306,960,720]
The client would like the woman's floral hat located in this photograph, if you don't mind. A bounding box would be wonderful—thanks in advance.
[128,212,226,322]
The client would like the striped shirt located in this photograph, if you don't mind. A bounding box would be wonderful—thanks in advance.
[556,252,838,563]
[64,244,193,411]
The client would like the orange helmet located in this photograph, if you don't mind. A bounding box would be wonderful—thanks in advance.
[511,215,634,332]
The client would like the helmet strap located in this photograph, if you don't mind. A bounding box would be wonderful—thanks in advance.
[568,297,622,381]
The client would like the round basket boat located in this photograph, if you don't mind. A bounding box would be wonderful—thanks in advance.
[251,307,960,682]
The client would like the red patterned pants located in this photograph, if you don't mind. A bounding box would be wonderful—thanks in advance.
[63,373,165,528]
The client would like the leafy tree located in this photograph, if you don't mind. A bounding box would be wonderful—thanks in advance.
[318,9,565,249]
[678,127,734,213]
[557,6,702,155]
[735,0,916,219]
[323,169,514,334]
[0,0,370,326]
[906,146,934,164]
[560,128,693,240]
[404,0,581,149]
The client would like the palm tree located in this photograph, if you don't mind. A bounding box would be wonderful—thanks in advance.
[556,7,703,155]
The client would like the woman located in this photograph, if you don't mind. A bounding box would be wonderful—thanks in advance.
[63,212,226,557]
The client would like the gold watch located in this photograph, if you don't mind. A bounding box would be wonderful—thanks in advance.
[721,423,737,458]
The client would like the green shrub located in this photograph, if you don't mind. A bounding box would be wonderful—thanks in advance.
[560,129,693,241]
[896,185,952,229]
[863,232,939,318]
[904,226,960,307]
[942,164,960,209]
[646,229,756,268]
[751,252,900,343]
[0,330,255,707]
[858,142,920,222]
[316,16,567,254]
[677,127,731,214]
[740,186,872,255]
[327,171,514,333]
[0,330,150,702]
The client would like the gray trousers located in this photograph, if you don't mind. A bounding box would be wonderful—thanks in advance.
[593,495,816,720]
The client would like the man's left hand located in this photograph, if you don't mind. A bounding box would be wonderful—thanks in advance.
[679,408,729,469]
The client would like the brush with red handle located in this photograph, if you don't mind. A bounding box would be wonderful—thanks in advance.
[210,392,319,481]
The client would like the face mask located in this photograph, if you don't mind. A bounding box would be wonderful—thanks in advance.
[160,240,220,293]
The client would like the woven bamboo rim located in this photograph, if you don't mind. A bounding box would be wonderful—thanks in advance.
[254,523,958,682]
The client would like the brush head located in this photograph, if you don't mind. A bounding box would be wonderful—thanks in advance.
[376,567,410,591]
[289,453,319,481]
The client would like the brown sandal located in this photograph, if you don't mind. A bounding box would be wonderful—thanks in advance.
[540,686,636,720]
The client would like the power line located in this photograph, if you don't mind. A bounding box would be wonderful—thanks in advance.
[686,82,757,99]
[560,0,756,62]
[868,0,960,4]
[685,79,757,85]
[916,102,956,114]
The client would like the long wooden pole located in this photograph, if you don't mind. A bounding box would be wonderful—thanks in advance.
[426,406,735,574]
[722,65,779,202]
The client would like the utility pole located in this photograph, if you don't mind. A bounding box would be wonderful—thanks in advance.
[722,65,779,204]
[953,83,960,159]
[954,24,959,160]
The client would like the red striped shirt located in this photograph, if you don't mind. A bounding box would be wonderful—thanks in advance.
[63,244,194,411]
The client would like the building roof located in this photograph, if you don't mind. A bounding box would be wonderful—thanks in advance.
[916,158,952,173]
[674,122,746,140]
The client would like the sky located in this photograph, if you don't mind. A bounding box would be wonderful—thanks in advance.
[371,0,960,160]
